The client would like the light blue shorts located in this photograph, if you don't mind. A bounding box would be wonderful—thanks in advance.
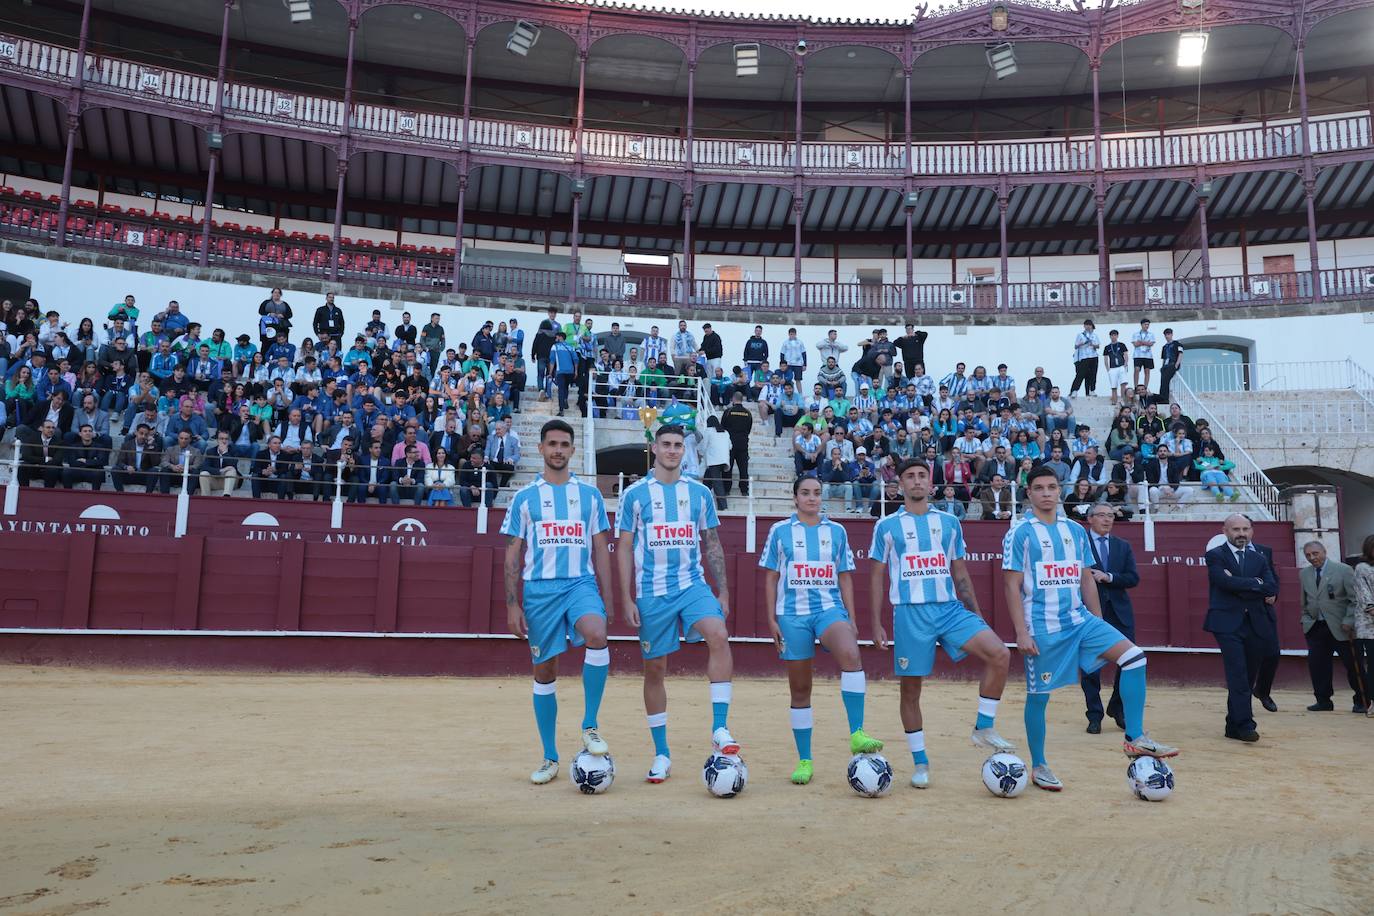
[635,582,724,660]
[1023,615,1127,694]
[777,606,851,661]
[893,600,989,677]
[524,577,605,664]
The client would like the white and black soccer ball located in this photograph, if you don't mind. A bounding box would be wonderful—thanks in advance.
[569,751,615,795]
[702,753,748,797]
[981,752,1029,798]
[847,753,893,798]
[1127,756,1174,802]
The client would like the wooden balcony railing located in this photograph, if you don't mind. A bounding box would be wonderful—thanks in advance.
[3,194,1370,315]
[0,35,1370,178]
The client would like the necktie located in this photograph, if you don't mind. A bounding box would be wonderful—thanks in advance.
[1235,548,1245,570]
[1098,536,1110,567]
[496,437,505,464]
[1315,565,1322,587]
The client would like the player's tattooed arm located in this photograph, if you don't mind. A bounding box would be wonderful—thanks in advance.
[702,528,729,595]
[950,558,982,617]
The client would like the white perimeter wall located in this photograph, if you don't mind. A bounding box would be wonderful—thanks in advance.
[5,251,1374,389]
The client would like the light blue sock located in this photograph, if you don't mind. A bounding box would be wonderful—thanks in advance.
[974,695,1000,731]
[1024,693,1050,768]
[532,682,558,762]
[906,729,928,766]
[840,670,866,733]
[581,647,610,730]
[790,707,813,760]
[710,682,732,731]
[1119,659,1147,740]
[647,712,669,757]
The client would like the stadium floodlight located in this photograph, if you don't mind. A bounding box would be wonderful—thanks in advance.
[986,43,1017,80]
[734,43,760,77]
[506,20,541,57]
[283,0,312,24]
[1177,31,1208,67]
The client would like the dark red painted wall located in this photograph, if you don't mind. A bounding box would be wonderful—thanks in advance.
[0,489,1303,656]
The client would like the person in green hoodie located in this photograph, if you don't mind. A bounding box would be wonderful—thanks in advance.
[1194,443,1237,501]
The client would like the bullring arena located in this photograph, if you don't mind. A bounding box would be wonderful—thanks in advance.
[2,0,1374,912]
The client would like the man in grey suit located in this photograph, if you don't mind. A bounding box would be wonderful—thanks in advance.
[1299,541,1365,712]
[1080,503,1139,734]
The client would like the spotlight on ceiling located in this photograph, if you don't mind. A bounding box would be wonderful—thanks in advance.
[506,20,541,57]
[734,43,760,77]
[283,0,311,23]
[1177,31,1208,67]
[986,43,1017,80]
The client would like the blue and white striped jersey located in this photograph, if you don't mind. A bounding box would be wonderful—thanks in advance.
[868,508,965,605]
[617,475,719,598]
[1002,515,1091,637]
[759,515,855,617]
[499,475,609,581]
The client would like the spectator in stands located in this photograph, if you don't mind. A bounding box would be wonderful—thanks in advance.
[701,415,731,510]
[771,380,804,437]
[257,288,291,339]
[1111,448,1150,506]
[927,483,963,519]
[424,447,456,506]
[1042,386,1074,436]
[1106,416,1138,461]
[979,474,1014,520]
[199,429,239,497]
[1070,445,1109,494]
[793,423,822,476]
[1067,424,1098,458]
[978,445,1016,490]
[157,429,201,494]
[18,419,63,487]
[1131,318,1156,388]
[164,398,208,450]
[23,389,74,439]
[697,322,723,376]
[779,328,807,381]
[290,440,326,501]
[943,447,973,505]
[458,449,495,508]
[390,422,432,464]
[250,435,289,499]
[852,349,890,397]
[70,392,108,440]
[1158,327,1183,401]
[349,438,391,503]
[384,444,422,505]
[1194,444,1238,501]
[419,312,446,370]
[1160,423,1194,486]
[665,319,694,377]
[484,418,519,490]
[852,450,879,514]
[1041,444,1071,484]
[111,423,160,492]
[1069,319,1100,398]
[818,446,852,510]
[60,423,106,489]
[1065,478,1096,519]
[548,331,578,417]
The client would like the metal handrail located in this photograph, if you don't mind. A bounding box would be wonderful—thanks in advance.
[1170,377,1283,521]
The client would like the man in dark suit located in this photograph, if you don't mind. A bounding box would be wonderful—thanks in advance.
[1248,539,1282,712]
[1080,503,1140,733]
[1204,514,1280,742]
[351,439,392,504]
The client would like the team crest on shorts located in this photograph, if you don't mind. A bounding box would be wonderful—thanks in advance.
[898,657,909,670]
[1040,671,1052,683]
[641,640,651,653]
[530,645,542,659]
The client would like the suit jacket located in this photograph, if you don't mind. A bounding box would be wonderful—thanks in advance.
[114,439,162,472]
[201,447,239,474]
[978,486,1013,519]
[23,399,74,436]
[1204,543,1280,635]
[1300,559,1356,635]
[1086,532,1139,629]
[977,457,1016,484]
[484,431,521,465]
[353,454,392,488]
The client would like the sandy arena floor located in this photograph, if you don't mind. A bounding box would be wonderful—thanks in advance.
[1,666,1371,916]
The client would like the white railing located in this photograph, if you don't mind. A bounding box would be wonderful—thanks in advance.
[1202,398,1374,437]
[1181,359,1364,393]
[0,35,1368,178]
[1171,377,1282,521]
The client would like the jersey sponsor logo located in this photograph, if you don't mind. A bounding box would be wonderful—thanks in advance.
[647,522,696,549]
[536,519,586,549]
[900,550,949,580]
[786,561,837,590]
[1035,561,1082,589]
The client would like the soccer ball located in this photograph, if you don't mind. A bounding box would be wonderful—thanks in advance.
[702,753,748,797]
[981,753,1029,798]
[1127,756,1175,802]
[569,751,615,794]
[847,754,893,797]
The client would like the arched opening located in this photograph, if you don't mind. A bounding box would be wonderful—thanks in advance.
[1176,334,1255,391]
[355,5,467,116]
[585,34,687,137]
[471,21,578,128]
[801,45,904,143]
[1268,466,1374,558]
[694,41,795,142]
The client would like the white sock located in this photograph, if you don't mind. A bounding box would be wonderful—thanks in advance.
[789,706,814,729]
[840,670,866,693]
[532,680,557,697]
[646,712,667,729]
[709,682,733,705]
[977,696,1000,720]
[906,729,926,753]
[584,646,610,667]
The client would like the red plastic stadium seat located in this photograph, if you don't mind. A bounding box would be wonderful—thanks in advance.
[125,207,147,218]
[290,231,308,241]
[244,225,264,235]
[419,245,438,255]
[268,228,287,238]
[100,202,121,213]
[311,233,330,244]
[174,214,195,225]
[20,189,42,201]
[356,239,374,249]
[45,194,60,205]
[439,247,455,258]
[0,186,15,196]
[73,199,96,210]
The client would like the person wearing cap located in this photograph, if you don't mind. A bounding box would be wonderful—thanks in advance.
[230,334,256,373]
[1070,318,1100,398]
[853,384,876,420]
